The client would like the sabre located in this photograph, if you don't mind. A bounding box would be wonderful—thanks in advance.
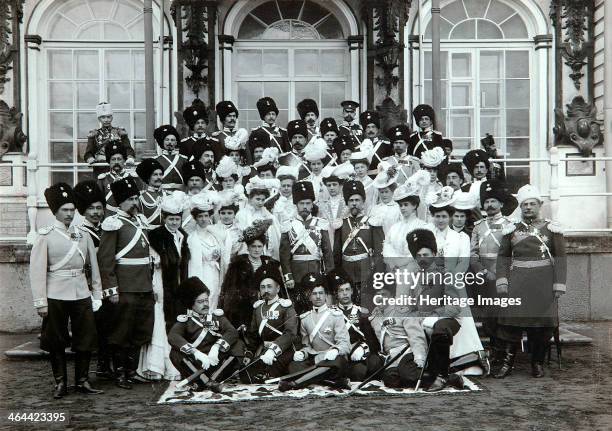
[219,357,261,384]
[414,335,434,392]
[264,365,318,384]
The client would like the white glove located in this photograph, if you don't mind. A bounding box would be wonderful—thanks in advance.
[350,346,365,362]
[208,345,220,367]
[193,350,210,370]
[293,351,306,361]
[261,349,276,366]
[92,298,102,312]
[422,316,439,330]
[324,349,338,361]
[414,356,426,368]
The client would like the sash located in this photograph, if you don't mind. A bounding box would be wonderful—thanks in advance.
[141,192,163,224]
[521,222,554,264]
[343,306,365,338]
[80,225,100,244]
[49,230,85,272]
[341,216,370,253]
[115,216,149,260]
[260,126,284,152]
[105,189,113,203]
[258,301,282,336]
[162,154,184,183]
[309,310,331,343]
[479,220,501,248]
[290,219,319,256]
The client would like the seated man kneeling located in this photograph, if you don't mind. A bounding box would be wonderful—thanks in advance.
[279,273,351,391]
[168,277,244,392]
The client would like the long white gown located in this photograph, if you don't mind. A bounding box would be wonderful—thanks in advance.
[137,249,181,381]
[188,225,223,310]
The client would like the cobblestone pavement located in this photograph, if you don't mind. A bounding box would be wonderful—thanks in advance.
[1,322,611,431]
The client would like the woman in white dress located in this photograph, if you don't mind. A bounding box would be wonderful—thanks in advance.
[187,192,224,310]
[369,163,402,234]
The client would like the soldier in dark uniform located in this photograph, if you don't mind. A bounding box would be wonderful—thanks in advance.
[153,124,188,191]
[494,185,567,379]
[338,100,363,148]
[359,111,392,177]
[320,117,339,152]
[278,120,310,178]
[297,98,320,141]
[251,97,289,156]
[243,264,299,382]
[212,100,248,160]
[407,104,444,159]
[168,277,243,393]
[333,135,356,164]
[438,162,465,192]
[30,183,103,398]
[481,133,505,181]
[470,180,517,364]
[279,273,351,391]
[73,180,117,380]
[96,141,143,217]
[180,99,211,158]
[442,138,454,158]
[182,159,208,197]
[333,180,385,308]
[461,149,490,193]
[279,181,334,314]
[97,176,154,389]
[329,269,382,382]
[387,124,420,182]
[135,158,166,229]
[84,102,135,177]
[191,138,221,191]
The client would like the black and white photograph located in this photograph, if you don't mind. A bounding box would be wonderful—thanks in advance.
[0,0,611,429]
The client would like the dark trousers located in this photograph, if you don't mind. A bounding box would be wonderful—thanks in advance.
[108,292,154,348]
[382,352,420,388]
[169,349,236,382]
[346,354,384,382]
[287,356,348,386]
[95,300,119,365]
[241,350,294,383]
[428,318,461,378]
[496,325,554,363]
[41,297,97,352]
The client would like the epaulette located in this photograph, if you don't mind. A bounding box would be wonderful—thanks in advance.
[279,127,287,131]
[210,136,219,142]
[330,308,343,316]
[180,136,192,142]
[211,131,221,137]
[474,218,485,226]
[213,309,224,316]
[300,310,311,319]
[97,172,108,180]
[359,306,369,315]
[502,224,517,235]
[117,127,128,136]
[88,129,96,138]
[38,225,54,235]
[279,298,292,307]
[253,299,264,309]
[433,130,443,135]
[179,154,188,160]
[101,216,123,231]
[546,219,564,234]
[177,314,188,322]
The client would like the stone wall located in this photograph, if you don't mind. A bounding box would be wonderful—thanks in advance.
[1,234,611,333]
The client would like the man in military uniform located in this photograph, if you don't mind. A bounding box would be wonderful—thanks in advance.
[320,117,339,150]
[387,124,420,183]
[333,180,385,308]
[481,133,505,181]
[279,273,351,391]
[191,138,220,191]
[494,185,567,379]
[278,120,310,178]
[297,98,320,141]
[153,124,188,191]
[470,179,517,357]
[461,149,490,194]
[243,264,299,382]
[97,141,143,217]
[338,100,363,148]
[30,183,103,398]
[182,160,208,196]
[438,162,465,192]
[332,135,356,164]
[168,277,243,393]
[97,176,154,389]
[359,110,392,177]
[279,181,334,314]
[84,102,135,176]
[135,158,166,229]
[329,269,382,382]
[251,97,289,156]
[212,100,247,159]
[369,284,427,389]
[73,180,117,380]
[180,99,212,158]
[407,104,444,159]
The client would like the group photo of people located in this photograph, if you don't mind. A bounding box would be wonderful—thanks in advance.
[30,95,567,400]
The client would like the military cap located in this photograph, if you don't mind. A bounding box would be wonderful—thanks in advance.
[301,272,327,294]
[153,124,181,149]
[412,104,436,126]
[44,183,76,214]
[292,180,315,204]
[73,180,106,215]
[287,119,308,141]
[110,176,140,205]
[462,149,490,174]
[104,141,127,163]
[320,117,339,136]
[342,180,366,203]
[191,138,220,163]
[297,99,319,120]
[359,110,380,129]
[183,99,208,129]
[332,135,355,158]
[136,158,164,183]
[407,228,437,258]
[256,97,279,119]
[216,100,239,122]
[254,263,284,288]
[179,277,210,308]
[182,160,207,184]
[388,124,412,143]
[340,100,360,110]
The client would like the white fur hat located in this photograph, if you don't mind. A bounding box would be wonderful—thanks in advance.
[516,184,542,205]
[96,102,113,118]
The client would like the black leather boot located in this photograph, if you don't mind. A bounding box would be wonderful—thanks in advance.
[96,351,114,380]
[115,349,132,390]
[125,347,141,384]
[75,351,104,394]
[50,351,68,399]
[531,342,546,378]
[492,342,517,379]
[425,376,448,392]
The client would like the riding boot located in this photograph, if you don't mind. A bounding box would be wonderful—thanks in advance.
[492,341,517,379]
[50,350,68,399]
[75,351,104,394]
[531,341,547,378]
[96,350,114,380]
[125,347,141,383]
[115,349,132,390]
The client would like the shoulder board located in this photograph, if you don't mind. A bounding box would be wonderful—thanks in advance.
[279,298,292,307]
[177,314,188,322]
[359,306,369,315]
[88,129,97,138]
[253,299,264,309]
[546,220,564,234]
[213,309,224,316]
[211,131,221,137]
[474,219,485,226]
[330,308,343,316]
[502,224,516,235]
[179,154,188,160]
[279,127,287,131]
[101,216,123,231]
[180,136,192,142]
[300,310,312,319]
[97,172,108,180]
[38,225,54,235]
[117,128,128,136]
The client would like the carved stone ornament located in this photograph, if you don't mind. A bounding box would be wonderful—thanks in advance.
[559,0,593,90]
[0,100,27,157]
[553,96,602,156]
[0,0,23,94]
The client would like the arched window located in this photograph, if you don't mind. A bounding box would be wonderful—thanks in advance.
[231,0,352,129]
[35,0,166,187]
[416,0,534,192]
